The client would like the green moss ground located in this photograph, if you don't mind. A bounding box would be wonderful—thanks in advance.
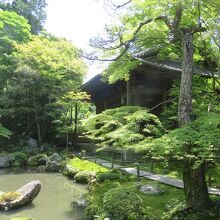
[66,157,108,173]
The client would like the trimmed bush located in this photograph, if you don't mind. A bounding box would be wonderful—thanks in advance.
[96,169,131,183]
[82,106,165,152]
[103,187,145,220]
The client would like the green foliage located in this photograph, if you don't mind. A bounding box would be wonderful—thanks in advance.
[160,76,220,129]
[83,106,165,151]
[140,114,220,159]
[96,169,132,183]
[91,0,219,83]
[27,153,47,166]
[0,34,87,147]
[10,151,28,166]
[0,10,31,89]
[85,181,121,220]
[163,200,220,220]
[103,187,145,220]
[0,0,47,34]
[66,157,108,173]
[0,124,11,138]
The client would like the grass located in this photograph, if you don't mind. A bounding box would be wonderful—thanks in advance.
[66,157,108,173]
[123,179,184,218]
[87,172,184,219]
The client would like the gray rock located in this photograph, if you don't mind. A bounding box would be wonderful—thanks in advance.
[45,153,62,172]
[62,164,79,178]
[0,155,10,168]
[48,153,62,163]
[36,165,46,173]
[45,161,61,172]
[139,184,164,195]
[0,180,41,210]
[74,171,96,184]
[25,138,38,153]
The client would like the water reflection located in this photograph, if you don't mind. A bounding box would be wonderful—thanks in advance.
[0,169,86,220]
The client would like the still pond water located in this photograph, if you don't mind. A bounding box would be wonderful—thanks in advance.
[0,168,86,220]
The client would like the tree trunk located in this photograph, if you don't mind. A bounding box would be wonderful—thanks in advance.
[179,28,211,210]
[33,90,42,147]
[178,28,194,127]
[35,114,42,147]
[183,159,212,210]
[74,102,78,138]
[70,105,73,149]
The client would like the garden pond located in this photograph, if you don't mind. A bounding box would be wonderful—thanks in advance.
[0,168,86,220]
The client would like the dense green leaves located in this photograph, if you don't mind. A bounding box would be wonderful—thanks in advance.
[0,0,47,34]
[83,106,165,151]
[139,114,220,160]
[0,34,87,147]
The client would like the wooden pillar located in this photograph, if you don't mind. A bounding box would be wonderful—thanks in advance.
[126,79,131,105]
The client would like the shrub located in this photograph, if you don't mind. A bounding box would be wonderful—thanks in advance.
[85,181,121,219]
[11,151,28,166]
[103,187,145,220]
[96,169,132,183]
[84,204,105,220]
[27,154,47,166]
[82,106,165,152]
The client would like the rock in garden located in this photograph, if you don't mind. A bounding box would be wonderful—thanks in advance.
[45,160,61,172]
[45,153,62,172]
[74,171,96,184]
[36,165,46,173]
[139,184,164,194]
[0,155,10,168]
[48,153,62,163]
[62,164,80,178]
[0,180,41,210]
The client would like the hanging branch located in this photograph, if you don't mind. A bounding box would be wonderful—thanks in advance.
[84,7,183,62]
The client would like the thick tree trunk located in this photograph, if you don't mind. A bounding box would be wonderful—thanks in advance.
[183,159,212,210]
[74,102,78,137]
[179,28,211,210]
[178,28,194,127]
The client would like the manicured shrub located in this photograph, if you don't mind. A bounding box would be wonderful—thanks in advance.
[103,187,145,220]
[82,106,165,152]
[85,181,121,219]
[96,169,131,183]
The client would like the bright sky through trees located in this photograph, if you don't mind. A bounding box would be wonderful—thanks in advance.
[45,0,108,81]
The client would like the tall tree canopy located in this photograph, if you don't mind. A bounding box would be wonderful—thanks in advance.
[87,0,220,212]
[0,10,31,91]
[0,35,87,147]
[0,0,47,34]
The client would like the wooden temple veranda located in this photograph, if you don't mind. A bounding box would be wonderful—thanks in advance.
[82,58,209,114]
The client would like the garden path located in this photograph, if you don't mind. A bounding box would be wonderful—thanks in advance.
[88,157,220,195]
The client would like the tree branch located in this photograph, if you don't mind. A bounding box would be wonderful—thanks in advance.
[112,0,132,9]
